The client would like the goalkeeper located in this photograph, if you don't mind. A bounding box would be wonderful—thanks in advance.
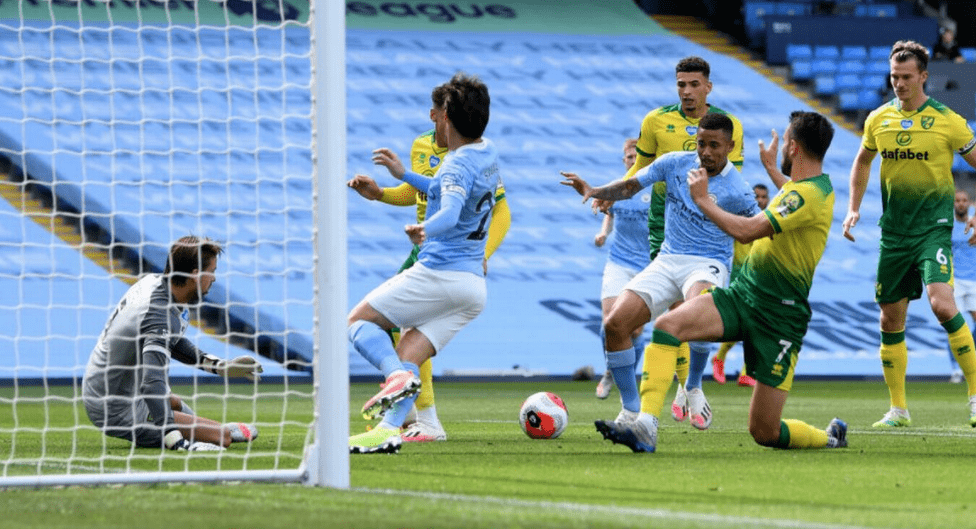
[82,236,263,451]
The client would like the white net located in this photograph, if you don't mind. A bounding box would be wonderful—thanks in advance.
[0,0,320,485]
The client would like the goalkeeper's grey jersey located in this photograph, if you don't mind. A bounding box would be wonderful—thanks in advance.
[82,274,187,429]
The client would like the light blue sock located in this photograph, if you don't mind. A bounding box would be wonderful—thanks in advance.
[606,347,640,412]
[349,320,403,377]
[379,362,420,429]
[685,342,712,390]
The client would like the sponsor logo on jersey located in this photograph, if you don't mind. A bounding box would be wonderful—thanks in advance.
[901,119,913,129]
[429,155,440,168]
[682,139,696,151]
[776,191,803,217]
[896,131,911,146]
[685,125,697,136]
[922,116,934,129]
[880,148,930,160]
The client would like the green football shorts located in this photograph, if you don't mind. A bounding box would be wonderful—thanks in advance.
[875,227,952,304]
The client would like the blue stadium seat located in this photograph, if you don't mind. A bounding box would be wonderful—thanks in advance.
[775,3,812,16]
[855,4,898,17]
[866,59,890,75]
[813,45,840,60]
[961,47,976,63]
[814,74,837,96]
[859,89,883,109]
[837,60,866,75]
[862,74,887,91]
[786,44,813,62]
[811,59,839,76]
[838,90,860,112]
[836,73,861,91]
[840,46,868,61]
[744,1,777,48]
[869,45,890,60]
[790,59,813,82]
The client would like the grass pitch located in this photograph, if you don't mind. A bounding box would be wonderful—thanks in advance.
[2,379,975,528]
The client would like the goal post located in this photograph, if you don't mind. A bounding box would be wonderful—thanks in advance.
[0,0,346,488]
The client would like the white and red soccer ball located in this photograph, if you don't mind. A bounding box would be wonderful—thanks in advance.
[519,391,568,439]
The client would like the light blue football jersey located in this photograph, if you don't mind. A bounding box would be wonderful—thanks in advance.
[952,212,976,282]
[635,150,759,266]
[607,188,652,271]
[418,138,501,275]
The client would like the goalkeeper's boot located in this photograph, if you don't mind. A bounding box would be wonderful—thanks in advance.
[594,413,657,453]
[362,370,421,420]
[737,373,757,387]
[711,356,727,385]
[969,395,976,428]
[872,406,912,428]
[687,388,712,430]
[825,417,848,448]
[349,426,402,454]
[401,421,447,443]
[228,423,258,443]
[671,384,688,422]
[595,369,614,400]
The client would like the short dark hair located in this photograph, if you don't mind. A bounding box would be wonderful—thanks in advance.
[444,72,490,140]
[165,236,223,287]
[890,40,928,72]
[675,56,710,78]
[753,183,768,192]
[787,111,834,161]
[698,113,733,141]
[431,83,450,109]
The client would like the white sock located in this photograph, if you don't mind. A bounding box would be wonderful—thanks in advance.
[416,405,441,428]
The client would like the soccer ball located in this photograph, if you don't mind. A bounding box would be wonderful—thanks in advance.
[519,391,568,439]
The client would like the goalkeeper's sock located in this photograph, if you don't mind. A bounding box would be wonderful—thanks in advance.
[349,320,403,377]
[415,359,435,409]
[685,342,711,391]
[379,362,420,430]
[639,330,681,417]
[675,342,690,386]
[606,347,639,412]
[942,313,976,396]
[716,341,733,362]
[879,330,908,409]
[777,419,829,449]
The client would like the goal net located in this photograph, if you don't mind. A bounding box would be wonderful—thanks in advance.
[0,0,345,487]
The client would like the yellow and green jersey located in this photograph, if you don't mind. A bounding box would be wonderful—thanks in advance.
[862,97,976,236]
[637,104,745,257]
[729,239,752,281]
[736,174,834,318]
[409,129,449,223]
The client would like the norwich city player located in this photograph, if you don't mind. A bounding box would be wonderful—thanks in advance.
[842,40,976,428]
[347,81,511,444]
[622,56,745,430]
[597,111,847,453]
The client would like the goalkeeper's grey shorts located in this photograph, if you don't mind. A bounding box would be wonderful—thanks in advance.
[84,398,164,448]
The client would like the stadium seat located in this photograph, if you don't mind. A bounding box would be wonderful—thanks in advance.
[811,59,838,76]
[862,74,887,91]
[775,2,812,16]
[869,45,890,60]
[790,59,813,82]
[837,60,866,75]
[961,47,976,63]
[836,73,861,92]
[867,59,889,75]
[813,45,840,60]
[814,74,837,96]
[858,89,883,109]
[786,44,813,62]
[744,1,777,48]
[837,90,860,112]
[855,4,898,17]
[840,46,867,61]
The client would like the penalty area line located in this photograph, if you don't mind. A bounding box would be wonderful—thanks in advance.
[356,487,880,529]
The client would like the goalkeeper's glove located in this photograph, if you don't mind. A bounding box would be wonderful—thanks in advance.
[163,430,224,452]
[202,354,263,382]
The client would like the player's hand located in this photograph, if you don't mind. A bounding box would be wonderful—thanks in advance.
[591,198,613,215]
[966,215,976,245]
[594,233,607,247]
[406,223,426,245]
[219,356,263,382]
[758,129,779,170]
[842,210,859,242]
[559,171,594,203]
[347,174,384,201]
[686,167,709,203]
[372,148,406,179]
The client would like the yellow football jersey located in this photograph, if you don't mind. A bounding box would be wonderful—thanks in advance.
[409,129,449,223]
[635,104,745,168]
[862,97,976,236]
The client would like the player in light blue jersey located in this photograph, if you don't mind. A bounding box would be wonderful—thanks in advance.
[561,113,759,435]
[594,139,651,400]
[347,73,499,454]
[950,188,976,383]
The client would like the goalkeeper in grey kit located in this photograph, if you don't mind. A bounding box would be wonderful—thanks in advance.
[82,236,263,451]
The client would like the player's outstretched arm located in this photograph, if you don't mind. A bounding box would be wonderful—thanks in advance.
[347,174,384,200]
[843,146,876,242]
[758,129,789,190]
[371,147,406,178]
[173,337,263,381]
[688,167,773,243]
[560,171,644,203]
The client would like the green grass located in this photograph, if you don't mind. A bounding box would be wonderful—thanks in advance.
[2,380,975,528]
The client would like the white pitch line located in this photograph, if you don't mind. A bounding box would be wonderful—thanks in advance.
[357,487,886,529]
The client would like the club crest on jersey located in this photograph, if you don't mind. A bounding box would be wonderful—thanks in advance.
[429,155,440,168]
[686,125,698,136]
[922,116,934,129]
[900,119,913,129]
[776,191,804,217]
[640,192,651,203]
[666,124,676,133]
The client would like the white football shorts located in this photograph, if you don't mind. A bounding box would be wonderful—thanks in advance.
[365,262,486,353]
[601,259,641,300]
[624,253,728,320]
[955,278,976,313]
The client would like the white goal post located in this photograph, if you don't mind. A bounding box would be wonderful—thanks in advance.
[0,0,346,488]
